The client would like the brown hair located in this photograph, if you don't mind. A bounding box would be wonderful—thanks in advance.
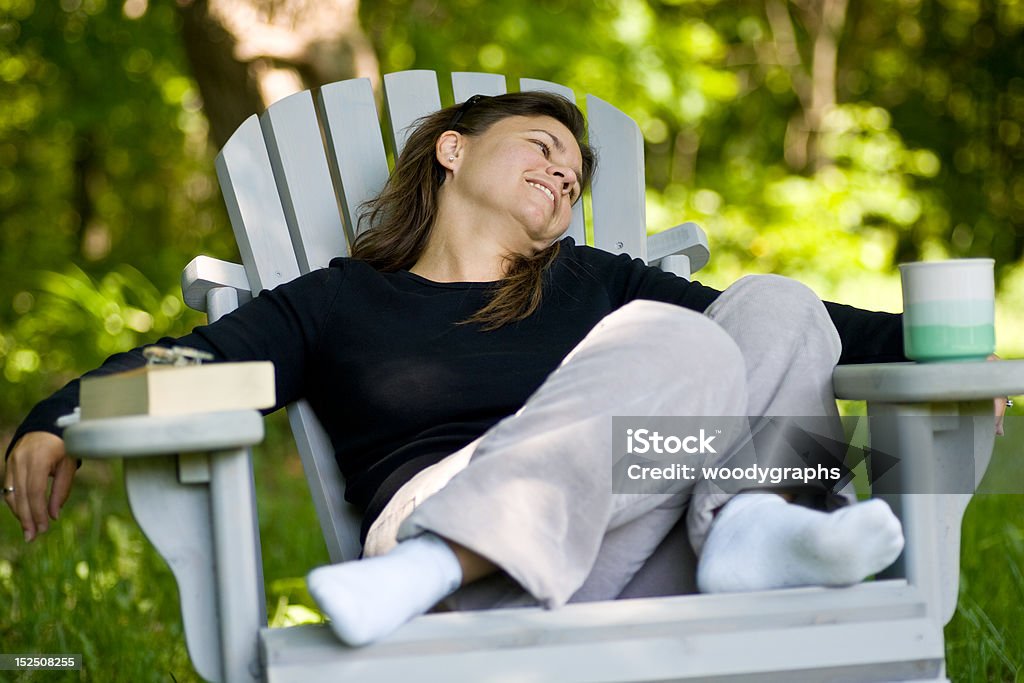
[352,91,596,330]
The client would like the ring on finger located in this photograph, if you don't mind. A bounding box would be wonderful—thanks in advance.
[1,486,14,495]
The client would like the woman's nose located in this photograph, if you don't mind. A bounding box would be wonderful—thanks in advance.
[552,167,578,194]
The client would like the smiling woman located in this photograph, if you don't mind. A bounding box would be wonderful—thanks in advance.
[7,89,914,652]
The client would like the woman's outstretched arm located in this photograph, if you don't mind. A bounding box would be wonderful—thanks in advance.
[2,260,348,541]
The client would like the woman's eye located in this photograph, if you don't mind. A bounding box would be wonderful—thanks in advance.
[533,140,550,157]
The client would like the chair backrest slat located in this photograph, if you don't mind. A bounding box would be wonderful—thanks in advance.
[383,70,443,157]
[451,72,507,102]
[586,94,647,262]
[519,78,574,101]
[317,78,391,237]
[288,401,361,562]
[215,115,302,293]
[519,78,586,245]
[261,90,349,271]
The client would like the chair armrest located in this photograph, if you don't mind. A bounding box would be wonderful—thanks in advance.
[833,360,1024,402]
[832,360,1024,627]
[64,409,267,682]
[647,222,710,276]
[181,255,253,313]
[64,410,264,459]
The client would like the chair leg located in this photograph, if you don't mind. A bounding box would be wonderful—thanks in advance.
[125,448,266,683]
[209,447,266,683]
[125,457,223,681]
[867,399,994,626]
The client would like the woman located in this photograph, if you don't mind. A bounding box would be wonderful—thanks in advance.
[6,91,913,647]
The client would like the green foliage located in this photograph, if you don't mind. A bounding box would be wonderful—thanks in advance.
[0,463,200,682]
[0,265,202,435]
[842,0,1024,262]
[363,0,1024,312]
[0,0,234,435]
[4,0,1022,428]
[0,425,322,682]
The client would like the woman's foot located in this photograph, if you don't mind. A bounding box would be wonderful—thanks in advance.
[696,493,904,593]
[307,532,462,646]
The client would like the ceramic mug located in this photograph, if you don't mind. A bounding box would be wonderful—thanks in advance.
[899,258,995,362]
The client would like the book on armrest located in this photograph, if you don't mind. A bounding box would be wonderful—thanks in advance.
[79,362,275,420]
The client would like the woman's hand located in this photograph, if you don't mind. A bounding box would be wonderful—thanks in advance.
[996,396,1010,436]
[989,354,1011,436]
[2,432,76,542]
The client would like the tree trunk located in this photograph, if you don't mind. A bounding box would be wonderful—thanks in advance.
[805,0,849,170]
[765,0,848,171]
[176,0,379,149]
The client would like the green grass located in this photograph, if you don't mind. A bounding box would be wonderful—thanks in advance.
[0,463,197,682]
[946,493,1024,682]
[0,412,327,683]
[2,409,1023,682]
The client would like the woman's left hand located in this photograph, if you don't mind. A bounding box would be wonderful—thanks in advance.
[990,354,1011,436]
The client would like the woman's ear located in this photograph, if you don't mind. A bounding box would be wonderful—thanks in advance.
[436,131,462,172]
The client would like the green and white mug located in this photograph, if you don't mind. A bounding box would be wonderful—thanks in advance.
[899,258,995,362]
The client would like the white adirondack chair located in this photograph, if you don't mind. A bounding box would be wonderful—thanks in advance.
[64,70,1024,683]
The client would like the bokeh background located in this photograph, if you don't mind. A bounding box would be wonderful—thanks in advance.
[2,1,1024,680]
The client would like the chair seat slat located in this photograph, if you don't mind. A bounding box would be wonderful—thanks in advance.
[260,582,942,682]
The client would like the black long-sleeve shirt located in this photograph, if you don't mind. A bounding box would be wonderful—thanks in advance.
[9,238,905,538]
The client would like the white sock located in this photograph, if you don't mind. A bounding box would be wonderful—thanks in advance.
[696,493,904,593]
[307,532,463,646]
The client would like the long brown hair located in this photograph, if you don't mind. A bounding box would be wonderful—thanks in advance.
[352,91,596,330]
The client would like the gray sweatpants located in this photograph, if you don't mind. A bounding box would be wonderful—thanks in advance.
[369,275,851,609]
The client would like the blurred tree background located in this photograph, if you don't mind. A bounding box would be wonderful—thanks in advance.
[3,0,1023,437]
[2,0,1024,680]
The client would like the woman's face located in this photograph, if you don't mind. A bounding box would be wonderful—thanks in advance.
[442,114,584,253]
